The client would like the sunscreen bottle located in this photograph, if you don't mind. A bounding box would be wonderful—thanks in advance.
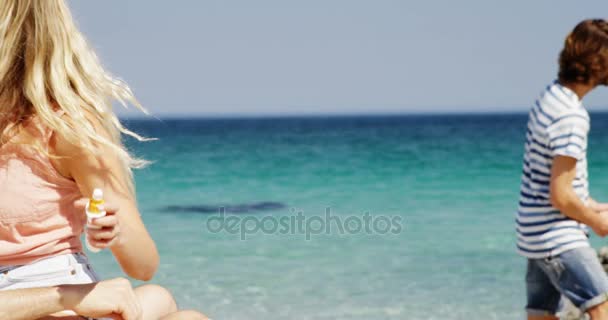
[85,188,106,253]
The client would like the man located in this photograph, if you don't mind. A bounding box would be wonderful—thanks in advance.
[517,19,608,320]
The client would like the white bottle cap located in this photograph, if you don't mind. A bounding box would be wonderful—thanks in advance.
[92,188,103,200]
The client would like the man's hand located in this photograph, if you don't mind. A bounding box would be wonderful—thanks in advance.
[592,211,608,237]
[75,199,124,250]
[59,278,142,320]
[589,198,608,212]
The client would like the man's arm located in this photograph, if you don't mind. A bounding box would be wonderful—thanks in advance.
[550,155,608,236]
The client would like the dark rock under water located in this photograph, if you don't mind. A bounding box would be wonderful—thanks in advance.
[161,201,287,214]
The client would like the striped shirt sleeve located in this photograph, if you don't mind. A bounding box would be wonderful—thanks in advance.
[547,113,589,160]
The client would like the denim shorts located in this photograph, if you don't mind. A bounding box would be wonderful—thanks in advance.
[526,246,608,316]
[0,252,105,319]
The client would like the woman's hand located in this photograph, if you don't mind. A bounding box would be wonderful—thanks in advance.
[59,278,142,320]
[75,199,123,250]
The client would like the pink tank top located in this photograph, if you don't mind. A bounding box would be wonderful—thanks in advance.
[0,113,84,265]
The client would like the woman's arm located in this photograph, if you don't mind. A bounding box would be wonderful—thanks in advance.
[0,286,66,320]
[52,115,159,281]
[0,278,141,320]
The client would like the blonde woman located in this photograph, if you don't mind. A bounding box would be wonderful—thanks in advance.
[0,1,207,319]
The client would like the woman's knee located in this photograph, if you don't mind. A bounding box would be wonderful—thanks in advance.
[135,284,178,314]
[161,310,209,320]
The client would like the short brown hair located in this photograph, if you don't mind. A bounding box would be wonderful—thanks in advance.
[558,19,608,85]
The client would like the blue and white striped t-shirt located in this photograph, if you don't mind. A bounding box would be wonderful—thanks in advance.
[516,81,590,259]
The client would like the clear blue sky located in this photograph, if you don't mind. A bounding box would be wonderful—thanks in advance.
[69,1,608,117]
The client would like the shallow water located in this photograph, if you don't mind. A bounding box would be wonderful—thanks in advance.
[88,113,608,319]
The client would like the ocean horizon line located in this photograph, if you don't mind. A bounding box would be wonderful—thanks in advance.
[118,108,608,121]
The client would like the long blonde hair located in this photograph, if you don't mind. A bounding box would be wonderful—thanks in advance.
[0,0,150,194]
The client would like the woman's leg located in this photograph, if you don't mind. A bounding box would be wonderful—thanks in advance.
[134,284,177,320]
[134,284,208,320]
[160,310,208,320]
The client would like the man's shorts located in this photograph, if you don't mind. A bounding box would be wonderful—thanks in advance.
[526,246,608,316]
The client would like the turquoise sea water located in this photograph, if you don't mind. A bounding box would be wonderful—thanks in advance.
[88,113,608,320]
